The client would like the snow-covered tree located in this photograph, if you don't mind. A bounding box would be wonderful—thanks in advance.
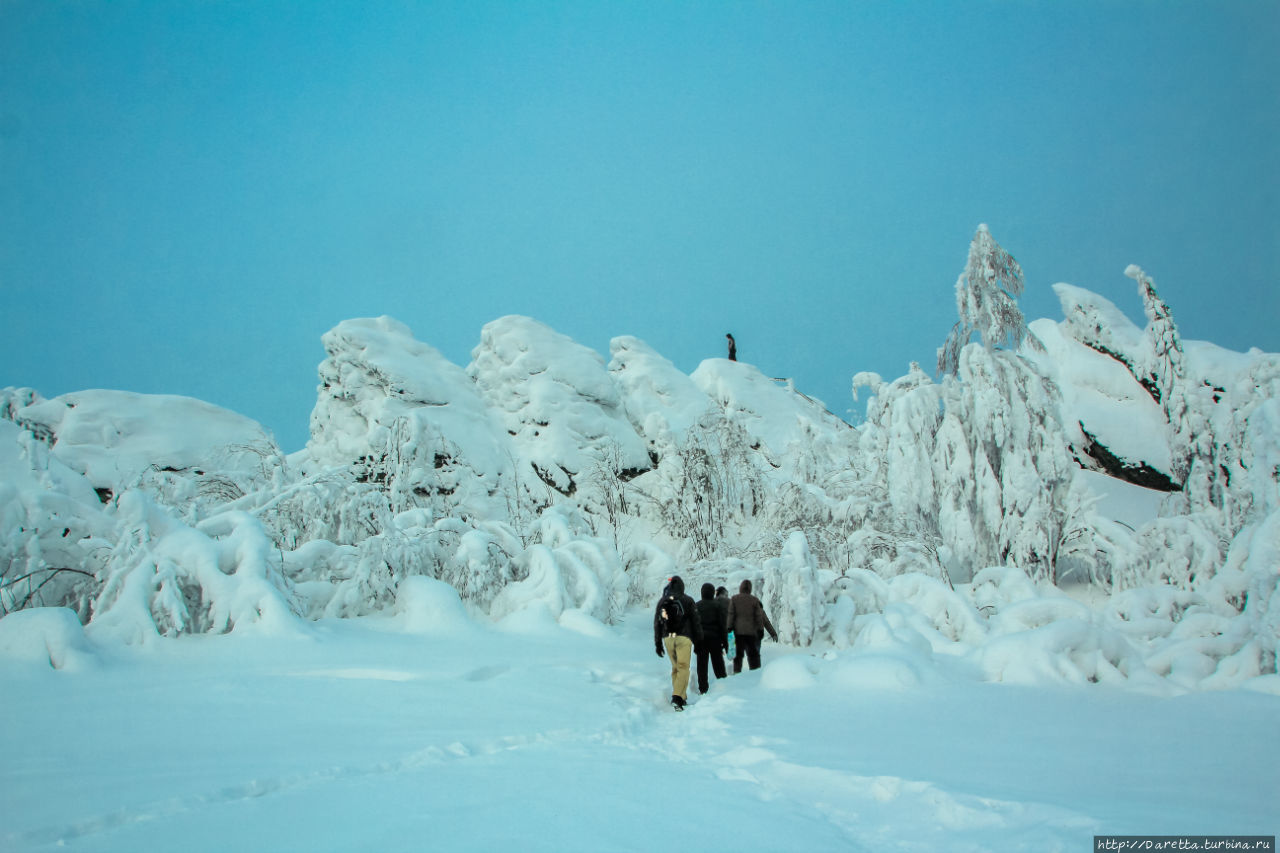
[634,406,768,561]
[938,225,1033,376]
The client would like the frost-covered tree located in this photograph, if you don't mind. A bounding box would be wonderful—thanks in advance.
[940,345,1087,583]
[1128,265,1203,491]
[1127,265,1237,536]
[762,531,824,646]
[850,228,1100,586]
[637,407,768,561]
[938,225,1033,376]
[847,366,951,582]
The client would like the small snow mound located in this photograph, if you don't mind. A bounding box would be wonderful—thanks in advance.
[831,652,925,690]
[494,600,562,635]
[970,566,1041,614]
[1240,674,1280,696]
[760,655,818,690]
[989,596,1093,634]
[0,607,95,671]
[557,608,610,638]
[972,619,1136,686]
[392,576,471,633]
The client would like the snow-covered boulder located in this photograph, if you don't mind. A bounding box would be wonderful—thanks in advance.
[1028,314,1174,488]
[14,389,282,509]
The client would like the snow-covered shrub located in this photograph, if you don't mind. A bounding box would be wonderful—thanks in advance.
[622,543,678,608]
[885,573,986,648]
[89,493,297,642]
[843,525,946,581]
[252,471,392,549]
[1219,509,1280,674]
[761,531,824,647]
[829,568,891,623]
[0,420,116,620]
[440,520,521,613]
[489,506,627,624]
[971,617,1138,686]
[636,406,768,561]
[968,566,1042,616]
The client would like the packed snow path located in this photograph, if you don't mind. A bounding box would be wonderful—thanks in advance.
[2,609,1275,853]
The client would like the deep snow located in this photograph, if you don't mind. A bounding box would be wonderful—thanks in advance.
[2,594,1275,853]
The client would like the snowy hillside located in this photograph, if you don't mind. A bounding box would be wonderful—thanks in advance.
[2,228,1277,850]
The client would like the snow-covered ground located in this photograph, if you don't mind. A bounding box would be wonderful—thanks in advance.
[2,594,1275,853]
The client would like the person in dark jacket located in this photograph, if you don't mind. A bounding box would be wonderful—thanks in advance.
[714,586,731,627]
[726,333,737,361]
[715,585,732,659]
[726,578,779,673]
[693,582,728,694]
[654,576,702,709]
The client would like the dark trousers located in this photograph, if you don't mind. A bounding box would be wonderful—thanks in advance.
[733,634,762,673]
[695,644,727,693]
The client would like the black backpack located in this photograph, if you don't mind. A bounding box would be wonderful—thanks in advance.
[658,593,686,636]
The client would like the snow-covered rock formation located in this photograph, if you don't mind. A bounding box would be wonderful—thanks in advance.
[2,227,1277,694]
[468,315,651,496]
[16,389,282,508]
[305,316,511,519]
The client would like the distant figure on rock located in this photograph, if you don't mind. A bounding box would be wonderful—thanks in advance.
[726,333,737,361]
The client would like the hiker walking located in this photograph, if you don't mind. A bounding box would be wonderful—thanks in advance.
[726,579,779,673]
[694,582,729,694]
[654,576,702,710]
[726,333,737,361]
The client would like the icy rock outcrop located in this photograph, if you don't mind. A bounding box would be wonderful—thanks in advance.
[468,316,650,494]
[691,357,852,467]
[1027,287,1173,488]
[307,316,512,514]
[608,336,710,453]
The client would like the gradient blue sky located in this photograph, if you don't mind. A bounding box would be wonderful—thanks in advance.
[2,1,1277,451]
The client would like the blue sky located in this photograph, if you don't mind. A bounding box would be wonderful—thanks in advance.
[2,1,1277,452]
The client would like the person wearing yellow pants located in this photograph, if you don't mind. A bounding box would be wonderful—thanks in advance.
[654,575,702,710]
[664,634,693,705]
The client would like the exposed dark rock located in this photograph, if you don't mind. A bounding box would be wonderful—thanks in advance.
[1078,422,1179,492]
